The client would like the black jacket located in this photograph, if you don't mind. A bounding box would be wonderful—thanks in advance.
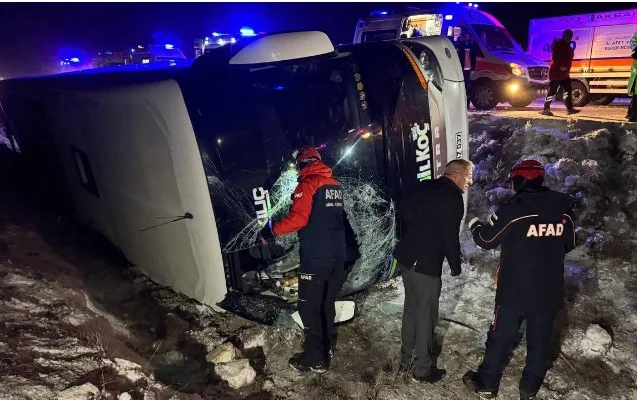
[393,177,464,277]
[471,186,576,314]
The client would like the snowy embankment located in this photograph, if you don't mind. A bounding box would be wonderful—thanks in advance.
[1,114,637,399]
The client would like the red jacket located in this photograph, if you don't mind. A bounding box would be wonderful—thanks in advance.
[549,39,574,81]
[273,161,346,270]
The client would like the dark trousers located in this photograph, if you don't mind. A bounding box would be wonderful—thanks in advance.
[297,262,345,363]
[476,306,557,395]
[628,93,637,120]
[463,69,472,108]
[400,263,442,377]
[544,79,573,110]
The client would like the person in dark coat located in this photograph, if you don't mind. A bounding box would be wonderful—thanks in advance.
[540,29,580,116]
[463,160,576,400]
[455,31,479,109]
[393,159,473,383]
[259,147,347,373]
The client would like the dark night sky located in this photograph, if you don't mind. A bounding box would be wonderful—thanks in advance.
[0,2,631,78]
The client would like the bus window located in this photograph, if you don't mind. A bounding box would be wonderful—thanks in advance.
[362,29,398,43]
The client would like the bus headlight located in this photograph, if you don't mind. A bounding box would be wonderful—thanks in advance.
[510,63,524,76]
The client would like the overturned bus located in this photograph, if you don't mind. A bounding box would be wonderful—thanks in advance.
[0,31,468,323]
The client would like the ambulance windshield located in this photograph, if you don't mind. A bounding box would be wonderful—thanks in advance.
[472,24,517,51]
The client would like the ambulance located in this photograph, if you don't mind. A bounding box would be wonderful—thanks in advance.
[528,8,637,107]
[353,5,550,109]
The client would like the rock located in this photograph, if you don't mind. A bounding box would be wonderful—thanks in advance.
[262,379,274,391]
[206,342,238,364]
[143,392,157,400]
[103,358,149,383]
[56,382,100,400]
[580,324,612,358]
[144,392,157,400]
[164,312,189,338]
[214,359,256,389]
[118,393,132,400]
[240,327,267,349]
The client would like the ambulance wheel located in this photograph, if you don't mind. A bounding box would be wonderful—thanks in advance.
[592,95,615,106]
[470,80,499,110]
[571,80,591,108]
[508,93,535,108]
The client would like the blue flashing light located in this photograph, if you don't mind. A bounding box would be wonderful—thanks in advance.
[205,36,210,41]
[230,37,237,44]
[474,3,478,7]
[70,57,80,63]
[131,48,135,53]
[468,3,473,6]
[217,38,225,45]
[212,32,221,37]
[370,9,389,16]
[273,85,285,90]
[165,44,174,49]
[445,15,453,21]
[240,27,256,37]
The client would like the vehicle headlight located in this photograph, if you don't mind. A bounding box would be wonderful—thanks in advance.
[510,63,524,76]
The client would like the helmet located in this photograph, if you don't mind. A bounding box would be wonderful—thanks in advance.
[508,160,545,181]
[295,146,322,165]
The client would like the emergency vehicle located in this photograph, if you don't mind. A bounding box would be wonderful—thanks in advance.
[353,5,550,109]
[0,31,468,324]
[528,8,637,107]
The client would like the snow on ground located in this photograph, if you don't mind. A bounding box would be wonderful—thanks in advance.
[1,111,637,399]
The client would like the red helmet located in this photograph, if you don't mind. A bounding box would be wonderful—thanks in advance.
[295,146,322,165]
[508,160,545,181]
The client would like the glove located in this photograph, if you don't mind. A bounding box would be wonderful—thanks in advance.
[468,217,481,230]
[451,268,462,277]
[258,223,274,244]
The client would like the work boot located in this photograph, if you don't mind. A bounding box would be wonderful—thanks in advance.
[520,389,537,400]
[463,371,497,398]
[566,108,580,115]
[288,353,328,373]
[539,109,553,116]
[411,367,447,384]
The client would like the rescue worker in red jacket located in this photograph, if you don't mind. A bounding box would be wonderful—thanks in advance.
[462,160,576,400]
[540,29,580,116]
[259,147,346,373]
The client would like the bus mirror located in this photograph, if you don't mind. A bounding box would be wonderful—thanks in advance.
[229,31,336,65]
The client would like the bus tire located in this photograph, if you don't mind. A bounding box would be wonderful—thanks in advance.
[571,80,591,108]
[470,80,499,110]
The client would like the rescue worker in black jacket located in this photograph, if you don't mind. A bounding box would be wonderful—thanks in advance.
[393,159,473,383]
[463,160,576,400]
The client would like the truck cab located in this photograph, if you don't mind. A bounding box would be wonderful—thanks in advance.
[354,5,550,109]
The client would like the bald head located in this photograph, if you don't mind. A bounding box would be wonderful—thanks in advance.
[444,159,474,193]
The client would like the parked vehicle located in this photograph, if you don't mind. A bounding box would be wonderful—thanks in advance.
[353,5,550,109]
[528,8,637,107]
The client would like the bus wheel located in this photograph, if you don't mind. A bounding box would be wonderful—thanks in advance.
[592,95,615,106]
[470,80,499,110]
[571,80,591,107]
